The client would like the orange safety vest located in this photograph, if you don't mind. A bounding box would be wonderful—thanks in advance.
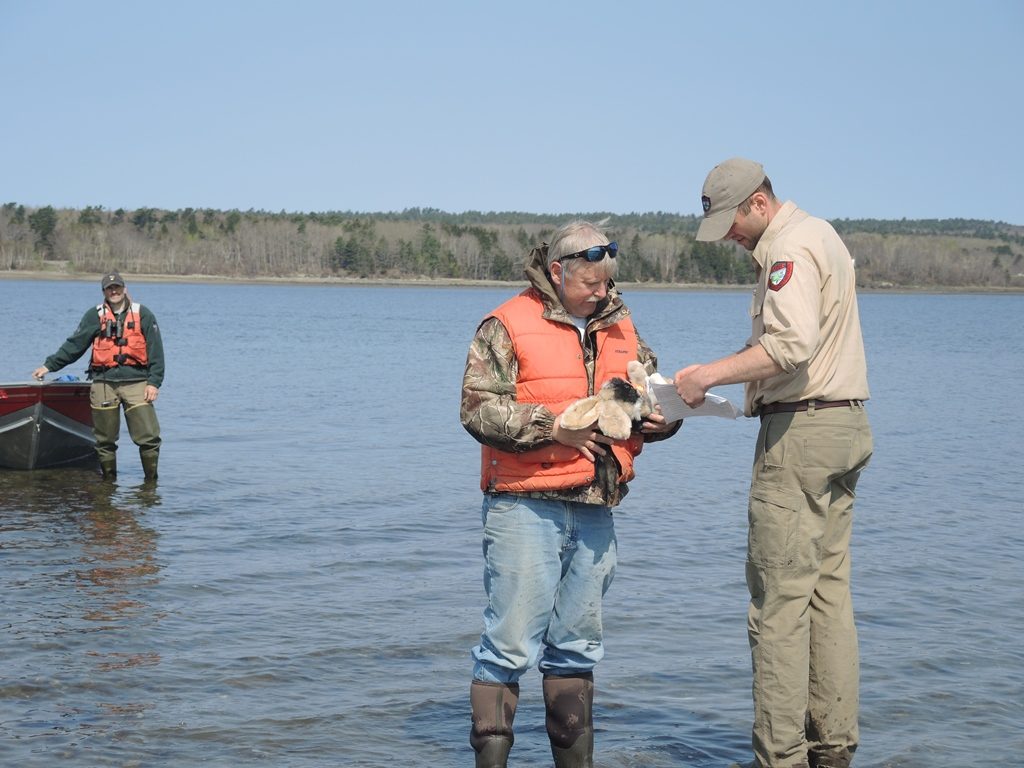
[91,302,149,369]
[480,290,644,493]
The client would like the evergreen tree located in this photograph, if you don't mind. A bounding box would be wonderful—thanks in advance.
[28,206,58,255]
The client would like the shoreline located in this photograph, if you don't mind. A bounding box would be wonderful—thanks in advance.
[1,269,1021,294]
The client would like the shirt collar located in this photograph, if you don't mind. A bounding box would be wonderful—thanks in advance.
[752,200,799,269]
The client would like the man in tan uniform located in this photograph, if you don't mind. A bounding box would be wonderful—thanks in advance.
[675,159,873,768]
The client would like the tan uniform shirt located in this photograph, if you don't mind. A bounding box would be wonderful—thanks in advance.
[745,201,870,416]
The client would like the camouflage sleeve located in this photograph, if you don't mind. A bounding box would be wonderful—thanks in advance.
[460,317,557,452]
[636,331,659,377]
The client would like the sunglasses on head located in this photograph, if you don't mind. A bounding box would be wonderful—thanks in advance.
[558,241,618,262]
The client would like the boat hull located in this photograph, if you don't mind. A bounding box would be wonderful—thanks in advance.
[0,382,97,470]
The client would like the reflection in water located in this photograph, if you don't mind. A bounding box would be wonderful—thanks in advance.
[0,469,164,756]
[78,482,162,629]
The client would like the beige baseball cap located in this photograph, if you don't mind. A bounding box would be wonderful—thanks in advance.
[696,158,766,241]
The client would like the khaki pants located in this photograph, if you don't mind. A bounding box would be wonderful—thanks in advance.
[746,404,872,768]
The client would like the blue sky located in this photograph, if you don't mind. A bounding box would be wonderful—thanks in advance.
[1,0,1020,224]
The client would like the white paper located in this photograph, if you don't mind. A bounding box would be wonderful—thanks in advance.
[648,375,740,422]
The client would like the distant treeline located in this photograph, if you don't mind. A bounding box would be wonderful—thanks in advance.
[2,202,1022,288]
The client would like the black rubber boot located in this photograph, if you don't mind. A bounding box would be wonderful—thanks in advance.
[809,748,853,768]
[543,672,594,768]
[470,680,519,768]
[140,450,159,481]
[99,456,117,480]
[91,406,121,480]
[125,403,161,480]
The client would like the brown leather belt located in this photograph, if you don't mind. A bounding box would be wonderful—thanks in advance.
[759,399,862,417]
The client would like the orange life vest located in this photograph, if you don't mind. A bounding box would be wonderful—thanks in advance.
[91,302,149,369]
[480,290,644,493]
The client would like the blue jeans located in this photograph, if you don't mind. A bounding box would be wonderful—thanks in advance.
[471,493,617,684]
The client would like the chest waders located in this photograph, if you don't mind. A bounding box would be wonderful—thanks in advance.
[89,303,160,481]
[92,400,160,481]
[91,405,120,479]
[125,402,160,481]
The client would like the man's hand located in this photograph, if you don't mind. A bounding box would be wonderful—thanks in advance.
[676,346,782,408]
[144,385,160,403]
[32,367,48,381]
[640,409,676,435]
[674,364,708,407]
[551,420,613,462]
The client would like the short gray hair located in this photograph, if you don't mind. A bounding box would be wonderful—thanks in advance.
[546,219,618,278]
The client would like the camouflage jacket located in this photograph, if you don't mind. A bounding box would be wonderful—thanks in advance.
[460,246,674,507]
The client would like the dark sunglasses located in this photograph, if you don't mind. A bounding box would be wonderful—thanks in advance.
[558,241,618,262]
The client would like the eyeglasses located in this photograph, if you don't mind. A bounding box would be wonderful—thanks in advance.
[558,241,618,262]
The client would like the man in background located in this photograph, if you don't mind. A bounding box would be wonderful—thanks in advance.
[461,220,678,768]
[674,159,872,768]
[34,270,164,481]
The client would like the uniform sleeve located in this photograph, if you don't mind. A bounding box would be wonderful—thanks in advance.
[460,316,557,452]
[757,247,821,373]
[141,307,165,388]
[43,308,100,373]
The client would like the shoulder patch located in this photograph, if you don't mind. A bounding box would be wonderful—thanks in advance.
[767,261,793,291]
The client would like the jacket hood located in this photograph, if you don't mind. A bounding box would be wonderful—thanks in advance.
[523,243,626,327]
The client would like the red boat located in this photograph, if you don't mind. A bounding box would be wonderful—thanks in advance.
[0,381,97,469]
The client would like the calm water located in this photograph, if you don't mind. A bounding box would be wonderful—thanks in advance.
[1,280,1022,767]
